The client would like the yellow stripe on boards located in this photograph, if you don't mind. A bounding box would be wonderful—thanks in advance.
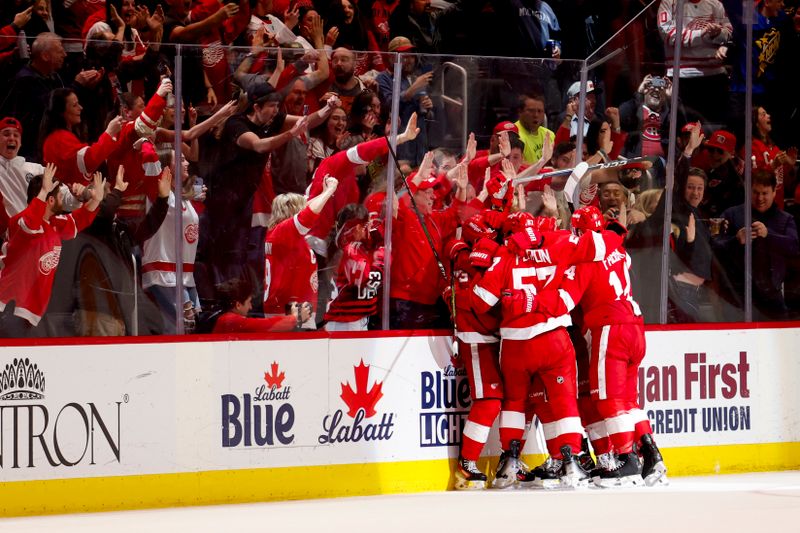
[2,442,799,518]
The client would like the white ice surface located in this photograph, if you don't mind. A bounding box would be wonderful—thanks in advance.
[2,471,799,532]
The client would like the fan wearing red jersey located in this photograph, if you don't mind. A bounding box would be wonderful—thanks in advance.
[324,204,384,331]
[106,78,173,222]
[471,218,623,488]
[535,206,667,487]
[42,89,124,187]
[0,165,104,336]
[263,175,338,329]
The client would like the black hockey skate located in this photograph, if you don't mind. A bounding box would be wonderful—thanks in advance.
[455,456,487,490]
[491,440,522,489]
[559,445,590,488]
[640,434,669,486]
[596,451,644,488]
[519,455,562,489]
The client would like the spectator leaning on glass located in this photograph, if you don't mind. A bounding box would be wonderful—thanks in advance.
[669,167,714,323]
[713,171,799,320]
[0,164,104,337]
[263,175,339,330]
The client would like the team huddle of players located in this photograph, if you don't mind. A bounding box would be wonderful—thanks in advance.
[447,182,668,490]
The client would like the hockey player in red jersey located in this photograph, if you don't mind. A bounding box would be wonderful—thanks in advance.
[471,212,623,488]
[446,213,505,490]
[534,206,667,486]
[264,176,338,328]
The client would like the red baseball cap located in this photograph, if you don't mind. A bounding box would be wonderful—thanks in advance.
[493,121,519,135]
[0,117,22,135]
[705,130,736,154]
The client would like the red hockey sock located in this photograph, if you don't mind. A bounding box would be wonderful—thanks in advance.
[460,399,501,461]
[499,409,526,450]
[630,408,653,444]
[597,398,635,454]
[584,421,612,455]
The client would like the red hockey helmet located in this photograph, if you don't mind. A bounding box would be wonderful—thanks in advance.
[462,213,497,244]
[532,216,558,233]
[571,206,604,233]
[502,211,536,236]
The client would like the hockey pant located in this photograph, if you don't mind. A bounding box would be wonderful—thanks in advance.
[499,328,582,460]
[458,340,502,462]
[587,323,649,454]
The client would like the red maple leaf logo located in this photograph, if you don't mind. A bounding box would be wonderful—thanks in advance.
[340,359,383,418]
[264,361,285,389]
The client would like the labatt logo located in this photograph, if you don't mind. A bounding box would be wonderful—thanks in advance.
[318,360,395,444]
[221,362,295,447]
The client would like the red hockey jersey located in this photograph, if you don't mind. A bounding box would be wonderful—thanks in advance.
[324,242,383,322]
[43,129,118,186]
[451,250,501,344]
[0,198,97,325]
[306,138,389,244]
[472,229,622,340]
[263,206,320,314]
[538,245,643,329]
[390,196,469,305]
[106,92,167,220]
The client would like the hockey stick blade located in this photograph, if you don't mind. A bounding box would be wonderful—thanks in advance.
[564,161,589,205]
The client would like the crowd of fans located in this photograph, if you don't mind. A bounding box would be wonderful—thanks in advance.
[0,0,798,337]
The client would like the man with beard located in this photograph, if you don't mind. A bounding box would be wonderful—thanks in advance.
[619,74,687,160]
[0,165,104,337]
[376,36,432,165]
[328,47,366,113]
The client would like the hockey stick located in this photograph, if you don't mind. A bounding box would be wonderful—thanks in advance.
[511,156,653,187]
[384,137,450,284]
[385,137,460,353]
